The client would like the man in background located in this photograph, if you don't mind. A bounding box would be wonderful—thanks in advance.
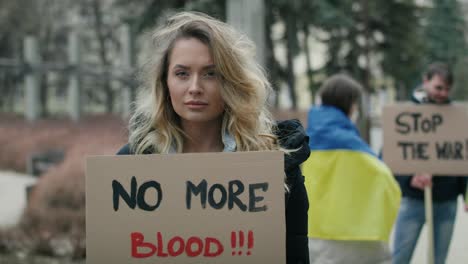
[392,62,468,264]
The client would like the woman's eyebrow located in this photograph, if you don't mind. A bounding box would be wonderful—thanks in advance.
[172,64,215,70]
[173,64,190,70]
[203,64,216,70]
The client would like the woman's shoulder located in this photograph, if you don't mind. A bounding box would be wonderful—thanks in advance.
[116,144,132,155]
[274,119,310,171]
[116,143,155,155]
[274,119,307,149]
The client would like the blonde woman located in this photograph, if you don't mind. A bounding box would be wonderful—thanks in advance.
[117,12,310,264]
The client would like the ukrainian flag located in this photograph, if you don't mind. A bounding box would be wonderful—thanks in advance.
[303,106,401,242]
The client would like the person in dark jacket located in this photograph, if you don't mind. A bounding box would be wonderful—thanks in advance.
[392,62,468,264]
[116,12,310,264]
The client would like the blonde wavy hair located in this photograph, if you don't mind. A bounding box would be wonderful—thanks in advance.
[129,11,279,154]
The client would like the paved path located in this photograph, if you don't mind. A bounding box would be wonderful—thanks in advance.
[398,197,468,264]
[0,171,37,228]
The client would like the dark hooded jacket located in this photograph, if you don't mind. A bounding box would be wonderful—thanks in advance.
[117,119,310,264]
[394,87,467,201]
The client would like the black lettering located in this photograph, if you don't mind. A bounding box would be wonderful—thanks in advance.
[208,184,227,209]
[396,113,443,134]
[436,141,464,160]
[249,183,268,212]
[411,113,422,132]
[421,119,432,133]
[228,180,247,211]
[435,142,449,159]
[112,176,137,211]
[398,141,430,160]
[432,114,443,132]
[398,141,412,160]
[186,180,207,209]
[466,139,468,160]
[416,142,429,160]
[395,112,411,134]
[454,142,464,160]
[137,181,162,211]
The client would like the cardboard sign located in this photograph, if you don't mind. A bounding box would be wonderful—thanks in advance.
[86,151,286,264]
[383,103,468,175]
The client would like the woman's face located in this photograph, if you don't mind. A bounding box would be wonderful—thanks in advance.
[166,37,225,127]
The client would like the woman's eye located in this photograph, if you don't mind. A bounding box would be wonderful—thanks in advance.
[175,71,189,78]
[204,71,217,78]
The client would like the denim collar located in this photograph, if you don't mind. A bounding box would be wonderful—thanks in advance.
[222,132,236,152]
[169,131,236,153]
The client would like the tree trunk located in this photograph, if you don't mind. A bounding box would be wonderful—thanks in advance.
[265,0,280,108]
[360,0,371,143]
[361,0,371,93]
[92,0,114,112]
[285,11,297,110]
[302,23,315,104]
[397,81,407,101]
[104,77,114,113]
[39,76,49,117]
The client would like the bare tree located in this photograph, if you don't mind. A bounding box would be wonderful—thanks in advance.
[91,0,115,112]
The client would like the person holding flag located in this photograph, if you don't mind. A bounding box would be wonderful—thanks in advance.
[303,74,401,263]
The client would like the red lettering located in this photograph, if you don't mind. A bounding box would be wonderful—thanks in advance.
[168,236,185,256]
[156,232,168,257]
[131,232,225,258]
[204,237,224,257]
[131,232,156,258]
[185,237,203,257]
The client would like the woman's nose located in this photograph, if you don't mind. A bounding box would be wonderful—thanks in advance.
[188,75,202,94]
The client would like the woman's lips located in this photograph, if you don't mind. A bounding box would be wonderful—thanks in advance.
[185,101,208,109]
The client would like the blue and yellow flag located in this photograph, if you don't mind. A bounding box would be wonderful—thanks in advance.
[303,106,401,242]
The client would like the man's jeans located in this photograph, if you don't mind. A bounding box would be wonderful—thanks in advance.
[392,197,457,264]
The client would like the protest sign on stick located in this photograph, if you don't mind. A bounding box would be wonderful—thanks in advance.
[383,103,468,264]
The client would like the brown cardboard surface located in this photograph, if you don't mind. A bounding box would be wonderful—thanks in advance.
[86,151,286,264]
[383,103,468,175]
